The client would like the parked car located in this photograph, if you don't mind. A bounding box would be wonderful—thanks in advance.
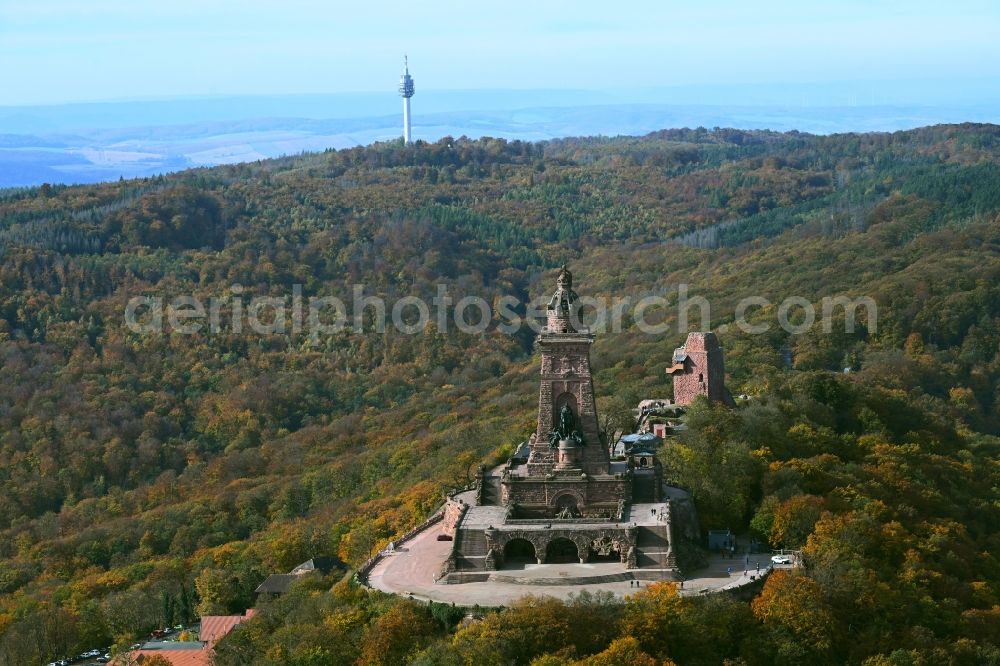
[436,534,453,541]
[770,554,792,565]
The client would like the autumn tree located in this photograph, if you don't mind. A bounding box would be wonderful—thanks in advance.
[620,582,684,658]
[581,637,663,666]
[194,568,239,616]
[752,570,840,664]
[357,600,440,666]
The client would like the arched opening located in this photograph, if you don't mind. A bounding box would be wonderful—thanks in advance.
[503,538,536,568]
[639,456,648,468]
[546,538,580,564]
[552,492,581,519]
[553,393,579,428]
[588,536,622,563]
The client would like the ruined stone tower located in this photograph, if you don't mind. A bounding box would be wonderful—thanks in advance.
[665,332,734,406]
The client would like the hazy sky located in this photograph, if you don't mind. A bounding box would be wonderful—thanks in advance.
[2,0,999,106]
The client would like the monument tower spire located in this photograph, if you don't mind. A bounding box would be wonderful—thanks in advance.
[528,266,606,476]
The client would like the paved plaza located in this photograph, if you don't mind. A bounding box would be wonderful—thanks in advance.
[366,520,788,606]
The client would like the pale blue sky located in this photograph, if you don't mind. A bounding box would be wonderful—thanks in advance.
[1,0,998,106]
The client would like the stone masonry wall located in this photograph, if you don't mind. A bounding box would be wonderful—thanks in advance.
[503,475,630,518]
[484,525,638,568]
[530,335,608,476]
[672,332,727,406]
[442,497,468,537]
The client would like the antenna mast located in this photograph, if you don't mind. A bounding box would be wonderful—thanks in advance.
[398,55,415,144]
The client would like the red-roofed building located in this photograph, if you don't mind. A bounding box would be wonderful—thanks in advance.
[200,609,254,647]
[114,609,254,666]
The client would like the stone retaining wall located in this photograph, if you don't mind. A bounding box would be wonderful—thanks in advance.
[442,497,468,538]
[503,475,630,518]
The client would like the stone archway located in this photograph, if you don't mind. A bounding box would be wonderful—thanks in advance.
[554,390,578,408]
[502,538,536,569]
[553,392,580,434]
[485,531,546,568]
[546,537,582,564]
[550,489,585,518]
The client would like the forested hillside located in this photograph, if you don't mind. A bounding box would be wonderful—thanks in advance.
[1,124,999,665]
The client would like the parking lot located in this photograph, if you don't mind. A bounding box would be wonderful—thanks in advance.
[46,623,200,666]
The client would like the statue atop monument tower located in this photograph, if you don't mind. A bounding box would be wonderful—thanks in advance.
[546,265,580,333]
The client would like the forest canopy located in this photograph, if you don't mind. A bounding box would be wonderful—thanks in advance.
[0,124,999,664]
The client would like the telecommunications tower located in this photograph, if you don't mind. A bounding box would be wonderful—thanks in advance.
[399,56,415,143]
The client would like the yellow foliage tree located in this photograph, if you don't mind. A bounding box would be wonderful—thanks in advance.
[357,600,439,666]
[770,495,825,548]
[619,582,683,657]
[751,570,838,657]
[582,637,663,666]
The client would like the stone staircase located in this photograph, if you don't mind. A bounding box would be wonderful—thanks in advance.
[632,474,657,503]
[635,524,676,569]
[453,527,489,571]
[480,475,502,506]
